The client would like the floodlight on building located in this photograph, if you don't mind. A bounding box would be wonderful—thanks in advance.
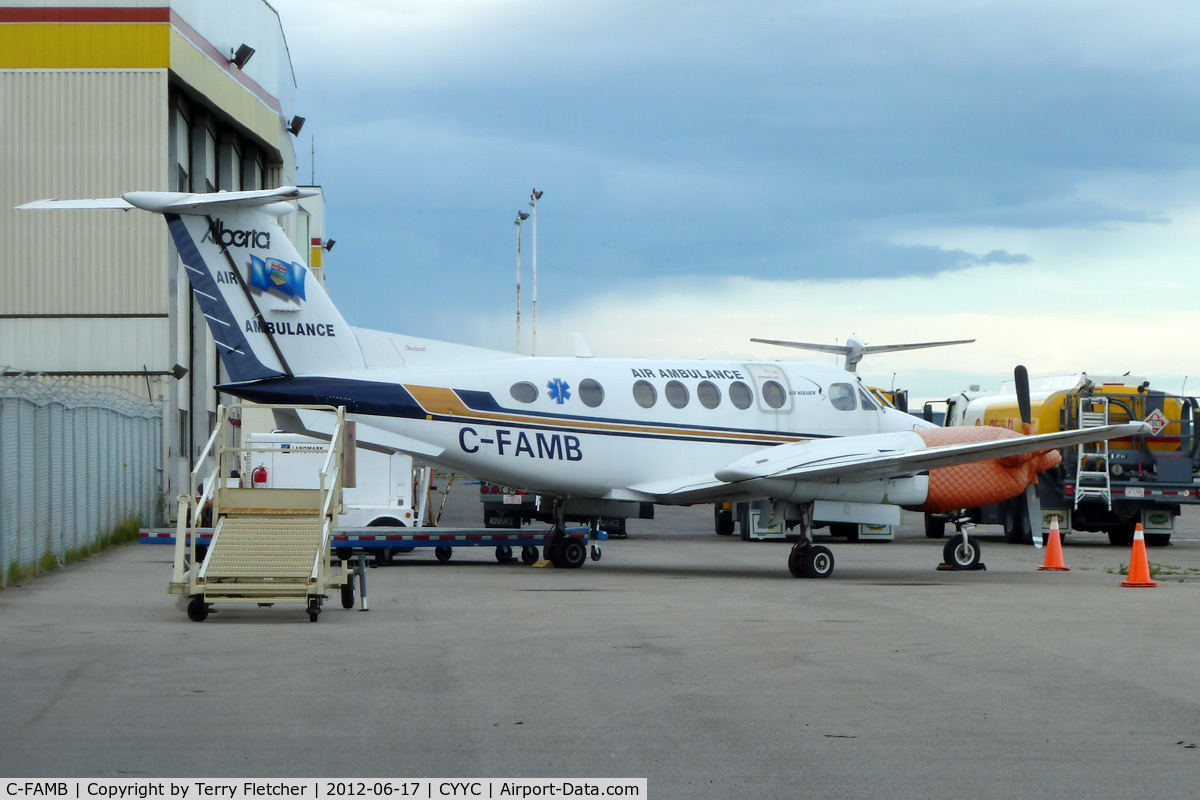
[231,43,255,69]
[323,239,335,251]
[288,115,305,136]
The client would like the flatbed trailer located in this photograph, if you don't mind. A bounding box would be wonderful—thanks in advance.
[141,525,596,565]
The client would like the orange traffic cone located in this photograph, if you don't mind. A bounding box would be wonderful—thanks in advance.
[1121,523,1157,588]
[1037,516,1070,571]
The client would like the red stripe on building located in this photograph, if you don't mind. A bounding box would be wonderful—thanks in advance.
[0,7,170,23]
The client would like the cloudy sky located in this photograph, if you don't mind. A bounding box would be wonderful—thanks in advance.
[271,0,1200,401]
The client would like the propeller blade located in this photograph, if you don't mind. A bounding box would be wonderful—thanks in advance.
[1015,365,1032,435]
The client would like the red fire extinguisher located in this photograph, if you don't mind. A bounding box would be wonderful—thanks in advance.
[252,464,268,487]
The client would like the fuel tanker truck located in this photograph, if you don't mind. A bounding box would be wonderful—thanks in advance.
[926,372,1200,547]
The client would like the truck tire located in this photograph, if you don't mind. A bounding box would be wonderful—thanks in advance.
[1107,526,1135,547]
[1145,533,1171,547]
[1003,502,1030,545]
[924,514,946,539]
[714,507,735,536]
[369,518,406,564]
[828,522,859,542]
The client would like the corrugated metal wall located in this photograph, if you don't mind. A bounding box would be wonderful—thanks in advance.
[0,374,163,587]
[0,69,169,315]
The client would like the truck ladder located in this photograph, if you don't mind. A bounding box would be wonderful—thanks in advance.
[1074,396,1112,510]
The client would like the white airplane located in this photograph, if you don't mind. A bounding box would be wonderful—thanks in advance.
[20,187,1149,578]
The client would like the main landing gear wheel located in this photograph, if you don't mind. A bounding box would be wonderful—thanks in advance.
[495,545,514,563]
[943,533,981,570]
[788,544,834,579]
[187,597,209,622]
[521,545,540,565]
[434,546,453,563]
[553,538,587,569]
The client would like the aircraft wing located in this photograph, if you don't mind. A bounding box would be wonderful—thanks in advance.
[716,422,1150,484]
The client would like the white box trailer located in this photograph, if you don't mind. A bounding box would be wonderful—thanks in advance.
[244,432,422,529]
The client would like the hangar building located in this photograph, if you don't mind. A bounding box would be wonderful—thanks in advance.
[0,0,327,509]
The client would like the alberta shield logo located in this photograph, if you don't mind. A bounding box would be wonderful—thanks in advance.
[249,255,307,300]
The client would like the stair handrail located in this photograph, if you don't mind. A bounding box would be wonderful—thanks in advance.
[311,406,346,581]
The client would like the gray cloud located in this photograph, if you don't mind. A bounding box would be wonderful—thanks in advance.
[275,1,1200,341]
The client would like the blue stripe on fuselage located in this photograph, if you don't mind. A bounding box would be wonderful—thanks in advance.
[219,376,425,418]
[223,377,822,447]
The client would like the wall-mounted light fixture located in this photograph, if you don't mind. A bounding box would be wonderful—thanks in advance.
[231,43,255,69]
[288,116,305,136]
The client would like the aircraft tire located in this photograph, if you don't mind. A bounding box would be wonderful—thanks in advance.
[558,539,587,569]
[943,533,980,570]
[788,544,834,578]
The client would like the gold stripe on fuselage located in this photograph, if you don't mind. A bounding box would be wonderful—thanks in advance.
[403,385,809,445]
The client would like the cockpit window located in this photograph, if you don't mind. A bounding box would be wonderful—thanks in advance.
[828,382,857,411]
[858,389,878,411]
[761,380,786,409]
[510,382,538,403]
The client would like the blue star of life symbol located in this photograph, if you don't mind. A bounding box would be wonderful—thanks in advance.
[547,378,571,404]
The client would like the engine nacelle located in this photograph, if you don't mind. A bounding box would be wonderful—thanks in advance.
[915,427,1061,513]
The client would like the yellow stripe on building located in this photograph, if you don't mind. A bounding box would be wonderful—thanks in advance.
[0,23,170,69]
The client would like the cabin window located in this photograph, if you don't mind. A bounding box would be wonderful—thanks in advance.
[858,389,878,411]
[729,381,753,410]
[697,380,721,409]
[665,380,690,409]
[633,380,657,408]
[510,381,538,403]
[579,378,605,408]
[762,380,787,410]
[829,382,857,411]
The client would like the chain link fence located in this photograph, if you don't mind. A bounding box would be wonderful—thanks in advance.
[1,370,163,586]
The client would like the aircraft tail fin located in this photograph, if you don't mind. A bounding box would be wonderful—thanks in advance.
[19,187,365,382]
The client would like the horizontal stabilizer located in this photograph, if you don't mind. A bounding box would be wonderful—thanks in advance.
[273,408,446,460]
[18,186,319,216]
[751,333,975,372]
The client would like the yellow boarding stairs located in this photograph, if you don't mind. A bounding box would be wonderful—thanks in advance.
[168,403,352,622]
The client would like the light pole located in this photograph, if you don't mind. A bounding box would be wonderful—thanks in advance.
[529,188,543,356]
[514,210,529,354]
